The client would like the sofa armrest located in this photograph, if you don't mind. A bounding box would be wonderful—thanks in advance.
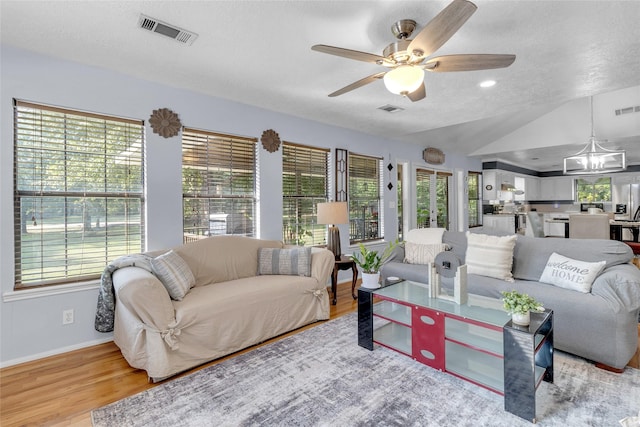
[590,263,640,313]
[383,243,405,265]
[310,247,334,287]
[113,267,176,331]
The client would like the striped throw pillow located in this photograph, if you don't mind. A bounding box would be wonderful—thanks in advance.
[257,247,312,277]
[465,232,517,282]
[404,242,448,265]
[151,250,195,300]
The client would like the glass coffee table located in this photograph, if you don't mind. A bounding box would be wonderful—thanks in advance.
[358,280,553,423]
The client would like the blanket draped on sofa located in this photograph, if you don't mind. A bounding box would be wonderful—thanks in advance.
[94,254,153,332]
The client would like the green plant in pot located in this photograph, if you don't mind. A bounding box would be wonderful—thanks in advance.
[501,290,544,326]
[352,240,397,289]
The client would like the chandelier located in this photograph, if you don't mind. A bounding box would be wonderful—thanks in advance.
[563,96,626,175]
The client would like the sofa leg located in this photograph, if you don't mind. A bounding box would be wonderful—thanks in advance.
[595,362,625,373]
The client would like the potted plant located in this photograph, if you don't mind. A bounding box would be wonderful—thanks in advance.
[501,290,544,326]
[352,240,397,289]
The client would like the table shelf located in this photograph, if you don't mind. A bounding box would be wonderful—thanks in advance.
[358,282,553,424]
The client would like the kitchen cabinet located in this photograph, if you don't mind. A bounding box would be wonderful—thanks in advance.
[542,213,567,237]
[524,176,539,201]
[538,177,574,201]
[483,214,516,234]
[483,170,498,200]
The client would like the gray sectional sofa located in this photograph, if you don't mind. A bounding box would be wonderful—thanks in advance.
[381,231,640,370]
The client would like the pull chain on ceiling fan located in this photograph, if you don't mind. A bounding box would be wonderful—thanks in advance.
[311,0,516,102]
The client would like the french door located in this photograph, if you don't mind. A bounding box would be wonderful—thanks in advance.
[415,168,451,229]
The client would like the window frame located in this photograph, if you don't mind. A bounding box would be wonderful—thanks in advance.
[13,99,145,289]
[181,127,257,242]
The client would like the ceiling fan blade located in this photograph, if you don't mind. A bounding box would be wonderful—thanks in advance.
[312,44,388,65]
[328,72,386,97]
[407,0,477,58]
[424,54,516,72]
[407,82,426,102]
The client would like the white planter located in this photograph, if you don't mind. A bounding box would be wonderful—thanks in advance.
[511,311,531,326]
[361,272,381,289]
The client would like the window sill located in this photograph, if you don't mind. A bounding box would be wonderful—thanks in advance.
[347,239,386,250]
[3,280,100,302]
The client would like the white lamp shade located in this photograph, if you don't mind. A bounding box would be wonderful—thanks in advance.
[383,65,424,95]
[317,201,348,225]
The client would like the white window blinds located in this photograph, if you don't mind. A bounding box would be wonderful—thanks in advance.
[13,100,145,287]
[182,128,257,241]
[282,142,329,246]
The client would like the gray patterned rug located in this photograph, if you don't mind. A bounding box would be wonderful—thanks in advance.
[92,313,640,427]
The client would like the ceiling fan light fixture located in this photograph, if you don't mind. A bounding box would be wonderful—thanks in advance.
[563,97,627,175]
[383,65,423,95]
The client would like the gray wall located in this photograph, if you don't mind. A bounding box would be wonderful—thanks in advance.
[0,45,481,365]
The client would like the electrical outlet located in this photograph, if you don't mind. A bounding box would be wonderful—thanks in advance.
[62,309,74,325]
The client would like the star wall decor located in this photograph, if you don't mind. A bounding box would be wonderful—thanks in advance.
[149,108,181,138]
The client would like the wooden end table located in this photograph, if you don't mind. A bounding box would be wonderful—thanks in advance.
[331,255,358,305]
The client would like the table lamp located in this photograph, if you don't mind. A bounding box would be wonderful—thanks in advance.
[317,201,348,260]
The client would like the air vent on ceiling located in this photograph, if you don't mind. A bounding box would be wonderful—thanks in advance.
[614,105,640,116]
[137,14,198,45]
[378,104,404,113]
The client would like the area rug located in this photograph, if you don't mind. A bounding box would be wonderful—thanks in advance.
[92,313,640,427]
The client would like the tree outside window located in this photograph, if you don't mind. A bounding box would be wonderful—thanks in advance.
[575,177,611,202]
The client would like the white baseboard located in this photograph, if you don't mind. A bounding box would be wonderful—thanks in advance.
[0,337,114,369]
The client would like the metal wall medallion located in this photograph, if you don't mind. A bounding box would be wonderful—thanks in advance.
[261,129,281,153]
[423,147,445,165]
[149,108,181,138]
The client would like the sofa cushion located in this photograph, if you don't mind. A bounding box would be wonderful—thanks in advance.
[465,232,517,282]
[173,236,283,286]
[404,242,448,265]
[539,252,606,293]
[150,250,195,301]
[405,228,446,244]
[512,236,632,281]
[257,247,312,277]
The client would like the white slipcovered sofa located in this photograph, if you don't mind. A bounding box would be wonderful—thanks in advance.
[112,235,334,381]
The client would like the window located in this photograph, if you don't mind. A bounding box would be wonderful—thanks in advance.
[575,177,612,202]
[416,168,432,228]
[182,128,257,242]
[349,153,383,243]
[282,142,329,246]
[13,100,144,288]
[416,168,450,229]
[468,171,482,227]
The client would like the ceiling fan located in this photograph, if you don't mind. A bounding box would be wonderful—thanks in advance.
[311,0,516,102]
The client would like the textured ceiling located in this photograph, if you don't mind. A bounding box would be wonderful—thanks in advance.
[1,0,639,170]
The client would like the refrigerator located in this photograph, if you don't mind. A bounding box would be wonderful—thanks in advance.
[613,182,640,239]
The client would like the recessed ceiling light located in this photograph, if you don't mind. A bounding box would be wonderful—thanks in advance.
[479,80,497,88]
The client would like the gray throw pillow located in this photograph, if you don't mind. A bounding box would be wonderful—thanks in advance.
[257,247,312,277]
[151,250,195,301]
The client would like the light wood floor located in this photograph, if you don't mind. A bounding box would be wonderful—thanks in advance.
[0,282,359,427]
